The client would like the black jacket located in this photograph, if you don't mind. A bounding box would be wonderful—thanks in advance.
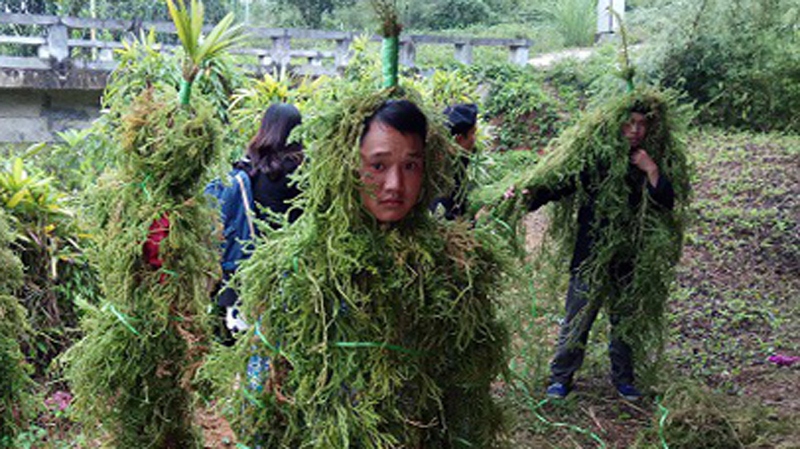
[526,165,675,272]
[430,155,470,220]
[237,157,303,228]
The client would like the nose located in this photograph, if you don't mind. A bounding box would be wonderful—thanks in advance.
[384,165,403,192]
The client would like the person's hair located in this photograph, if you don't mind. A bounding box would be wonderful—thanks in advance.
[361,99,427,146]
[444,103,478,137]
[245,103,303,178]
[629,100,652,117]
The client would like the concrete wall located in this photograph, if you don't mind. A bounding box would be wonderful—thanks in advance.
[0,89,102,143]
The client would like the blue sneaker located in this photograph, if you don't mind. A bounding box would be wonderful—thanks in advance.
[546,382,570,399]
[616,383,642,401]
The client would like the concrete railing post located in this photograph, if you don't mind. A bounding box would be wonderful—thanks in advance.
[334,37,351,68]
[41,23,69,63]
[509,44,529,66]
[454,41,473,65]
[400,39,416,68]
[99,48,114,62]
[271,33,291,71]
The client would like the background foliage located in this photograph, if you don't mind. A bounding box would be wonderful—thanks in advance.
[640,0,800,132]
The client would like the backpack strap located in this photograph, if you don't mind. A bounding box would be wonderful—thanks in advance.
[233,172,256,239]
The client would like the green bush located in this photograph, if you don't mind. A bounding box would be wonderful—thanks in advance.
[648,0,800,132]
[470,64,561,151]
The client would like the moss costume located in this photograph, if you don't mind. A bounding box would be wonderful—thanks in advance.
[0,211,33,448]
[502,87,692,386]
[208,80,510,447]
[64,85,221,448]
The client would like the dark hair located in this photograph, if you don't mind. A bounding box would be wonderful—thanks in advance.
[629,100,652,116]
[443,103,478,137]
[361,99,428,146]
[245,103,303,178]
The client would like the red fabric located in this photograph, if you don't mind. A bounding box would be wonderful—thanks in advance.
[143,213,170,270]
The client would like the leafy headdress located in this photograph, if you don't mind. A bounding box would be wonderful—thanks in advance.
[203,3,510,447]
[64,1,241,446]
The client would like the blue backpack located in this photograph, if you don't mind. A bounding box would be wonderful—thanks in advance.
[205,168,257,272]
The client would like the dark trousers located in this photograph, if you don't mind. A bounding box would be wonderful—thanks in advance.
[549,276,634,386]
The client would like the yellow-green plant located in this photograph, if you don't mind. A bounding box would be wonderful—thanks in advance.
[227,71,330,155]
[166,0,247,105]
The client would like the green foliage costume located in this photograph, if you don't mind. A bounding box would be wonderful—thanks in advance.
[63,84,221,447]
[206,78,510,447]
[498,87,692,384]
[64,3,240,445]
[0,211,34,448]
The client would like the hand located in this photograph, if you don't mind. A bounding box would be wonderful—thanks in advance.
[503,185,529,200]
[630,149,660,187]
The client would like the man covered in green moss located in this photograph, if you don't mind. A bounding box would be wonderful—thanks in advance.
[503,89,692,400]
[209,85,510,447]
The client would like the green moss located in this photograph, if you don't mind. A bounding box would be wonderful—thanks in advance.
[0,210,35,448]
[492,87,693,386]
[63,85,222,448]
[203,72,511,447]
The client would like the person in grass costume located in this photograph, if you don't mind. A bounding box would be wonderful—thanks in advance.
[500,86,692,400]
[215,87,510,449]
[204,11,511,442]
[64,1,242,446]
[0,211,34,448]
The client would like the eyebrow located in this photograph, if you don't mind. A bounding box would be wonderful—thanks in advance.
[364,150,424,159]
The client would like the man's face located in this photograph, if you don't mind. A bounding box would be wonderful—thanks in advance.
[622,112,648,150]
[455,126,477,152]
[359,122,425,223]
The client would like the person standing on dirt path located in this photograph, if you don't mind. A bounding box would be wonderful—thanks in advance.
[501,90,692,401]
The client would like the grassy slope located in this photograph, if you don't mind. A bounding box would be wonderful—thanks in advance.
[11,129,799,448]
[503,128,799,448]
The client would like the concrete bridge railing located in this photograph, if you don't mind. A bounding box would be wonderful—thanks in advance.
[0,13,530,143]
[0,13,530,89]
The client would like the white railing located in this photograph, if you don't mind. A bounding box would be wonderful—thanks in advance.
[0,13,531,78]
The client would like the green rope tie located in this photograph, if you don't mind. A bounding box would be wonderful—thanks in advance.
[452,437,474,447]
[159,268,178,278]
[381,36,399,89]
[333,341,425,357]
[656,395,670,449]
[132,174,152,201]
[103,302,140,336]
[254,320,280,354]
[179,79,192,106]
[254,320,298,367]
[515,378,608,448]
[241,387,264,409]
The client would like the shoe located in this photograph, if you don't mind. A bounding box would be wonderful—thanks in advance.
[546,382,570,399]
[616,383,642,401]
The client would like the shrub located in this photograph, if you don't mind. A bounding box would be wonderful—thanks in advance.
[471,64,562,151]
[648,0,800,132]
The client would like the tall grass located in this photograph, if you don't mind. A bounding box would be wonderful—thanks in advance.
[542,0,596,48]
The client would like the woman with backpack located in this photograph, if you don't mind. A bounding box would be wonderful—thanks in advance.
[208,103,304,341]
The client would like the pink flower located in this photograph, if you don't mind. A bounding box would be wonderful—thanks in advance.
[45,390,72,412]
[768,354,800,367]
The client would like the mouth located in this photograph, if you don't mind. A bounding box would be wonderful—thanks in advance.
[379,198,404,207]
